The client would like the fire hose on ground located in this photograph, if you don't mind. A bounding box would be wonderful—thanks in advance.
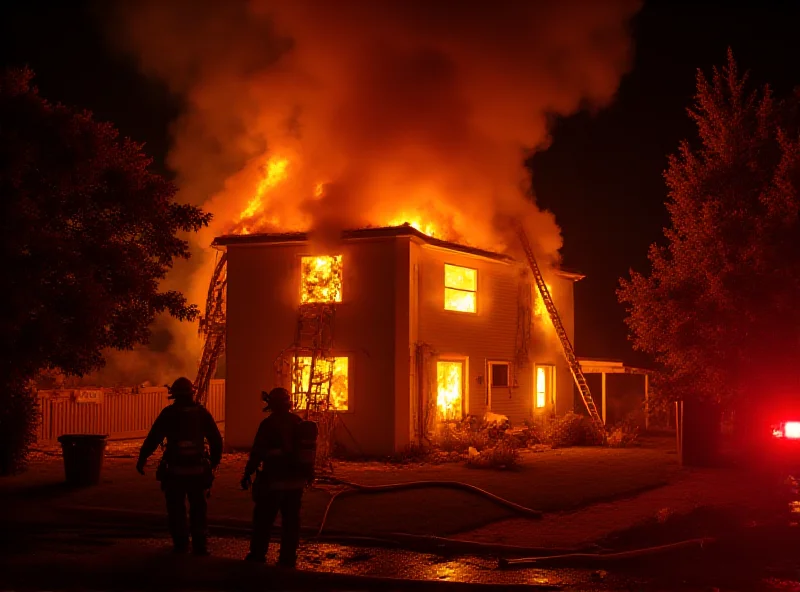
[314,477,544,538]
[311,478,717,568]
[497,537,716,568]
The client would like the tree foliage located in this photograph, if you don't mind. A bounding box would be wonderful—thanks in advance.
[0,68,210,471]
[618,51,800,407]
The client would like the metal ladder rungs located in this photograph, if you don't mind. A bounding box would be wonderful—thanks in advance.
[517,224,605,439]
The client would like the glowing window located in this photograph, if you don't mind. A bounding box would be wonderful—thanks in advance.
[444,264,477,313]
[437,360,464,422]
[535,365,554,409]
[301,256,342,303]
[292,356,349,411]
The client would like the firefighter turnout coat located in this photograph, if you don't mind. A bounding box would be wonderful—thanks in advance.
[138,401,223,483]
[244,410,306,493]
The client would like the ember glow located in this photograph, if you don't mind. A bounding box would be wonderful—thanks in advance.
[301,256,342,304]
[437,361,463,421]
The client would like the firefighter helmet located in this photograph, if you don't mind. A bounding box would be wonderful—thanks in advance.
[168,377,195,400]
[262,387,291,412]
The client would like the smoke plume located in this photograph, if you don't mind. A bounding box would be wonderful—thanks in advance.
[92,0,640,385]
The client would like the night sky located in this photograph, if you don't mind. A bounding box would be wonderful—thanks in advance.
[2,0,799,370]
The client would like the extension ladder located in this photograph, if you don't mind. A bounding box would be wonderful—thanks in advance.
[194,253,228,406]
[515,223,606,439]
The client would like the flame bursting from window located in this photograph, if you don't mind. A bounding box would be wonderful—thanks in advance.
[436,361,463,421]
[301,256,342,304]
[293,356,349,411]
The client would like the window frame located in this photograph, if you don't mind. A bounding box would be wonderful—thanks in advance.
[534,364,556,410]
[299,254,344,304]
[490,361,510,388]
[443,263,478,314]
[435,357,468,423]
[291,355,352,413]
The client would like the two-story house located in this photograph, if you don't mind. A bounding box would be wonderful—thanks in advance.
[213,224,581,455]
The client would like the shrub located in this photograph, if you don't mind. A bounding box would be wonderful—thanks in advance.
[542,412,605,448]
[466,437,520,470]
[0,381,39,476]
[434,417,493,453]
[607,414,641,448]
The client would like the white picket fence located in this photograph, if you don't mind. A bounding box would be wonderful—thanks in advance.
[36,380,225,443]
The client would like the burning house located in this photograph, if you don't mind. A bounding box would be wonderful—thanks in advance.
[215,224,582,456]
[101,0,640,455]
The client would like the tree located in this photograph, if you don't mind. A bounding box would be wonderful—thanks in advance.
[618,51,800,411]
[0,68,211,473]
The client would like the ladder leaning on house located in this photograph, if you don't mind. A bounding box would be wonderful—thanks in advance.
[194,252,228,407]
[515,223,606,440]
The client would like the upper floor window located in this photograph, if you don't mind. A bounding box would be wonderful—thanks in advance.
[444,263,477,313]
[301,256,342,303]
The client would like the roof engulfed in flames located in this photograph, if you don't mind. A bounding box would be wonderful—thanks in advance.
[96,0,637,386]
[229,153,482,249]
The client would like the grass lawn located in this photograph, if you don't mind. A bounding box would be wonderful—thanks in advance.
[1,436,679,538]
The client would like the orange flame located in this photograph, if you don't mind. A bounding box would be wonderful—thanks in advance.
[233,153,456,241]
[300,255,343,303]
[238,156,289,222]
[436,361,463,421]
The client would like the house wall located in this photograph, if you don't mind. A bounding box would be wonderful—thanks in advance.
[225,233,578,455]
[413,242,527,423]
[411,241,576,427]
[225,239,401,455]
[531,271,578,417]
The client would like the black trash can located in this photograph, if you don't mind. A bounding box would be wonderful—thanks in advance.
[57,434,108,486]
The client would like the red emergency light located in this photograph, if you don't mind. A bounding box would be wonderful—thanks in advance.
[785,422,800,439]
[773,421,800,439]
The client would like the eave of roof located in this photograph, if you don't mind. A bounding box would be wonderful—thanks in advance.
[212,224,514,262]
[212,224,584,280]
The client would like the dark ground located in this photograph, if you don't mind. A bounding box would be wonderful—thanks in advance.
[4,441,800,590]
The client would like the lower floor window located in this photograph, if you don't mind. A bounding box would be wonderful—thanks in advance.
[436,360,464,422]
[292,356,349,411]
[535,365,555,409]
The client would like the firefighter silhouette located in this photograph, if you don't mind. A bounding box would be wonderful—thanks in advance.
[136,377,222,555]
[241,387,317,566]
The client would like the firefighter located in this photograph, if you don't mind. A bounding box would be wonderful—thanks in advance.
[136,377,223,556]
[241,387,312,567]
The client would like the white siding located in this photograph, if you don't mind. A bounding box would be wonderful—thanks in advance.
[415,243,529,423]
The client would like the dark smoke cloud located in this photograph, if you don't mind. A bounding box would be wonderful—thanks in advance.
[95,0,640,384]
